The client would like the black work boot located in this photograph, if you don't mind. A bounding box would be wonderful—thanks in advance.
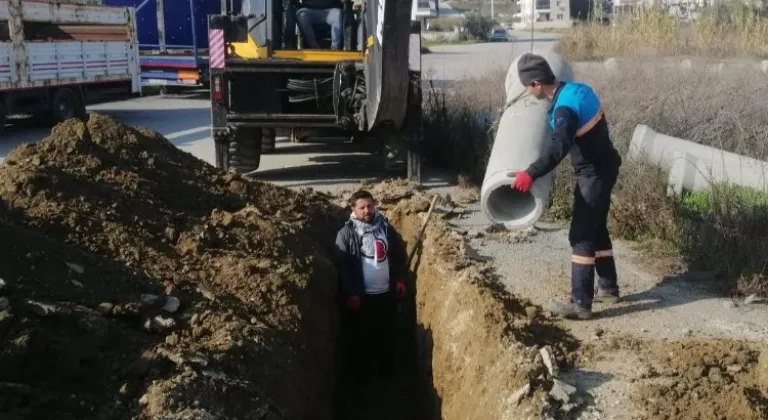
[595,251,620,303]
[549,297,593,320]
[594,287,621,304]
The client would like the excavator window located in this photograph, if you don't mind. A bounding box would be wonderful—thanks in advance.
[295,3,343,50]
[241,0,361,51]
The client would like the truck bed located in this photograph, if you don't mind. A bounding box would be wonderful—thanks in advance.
[0,1,130,24]
[0,0,140,93]
[0,41,138,91]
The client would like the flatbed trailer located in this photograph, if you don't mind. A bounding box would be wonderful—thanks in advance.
[0,0,140,135]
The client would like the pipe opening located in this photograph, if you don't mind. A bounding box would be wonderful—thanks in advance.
[485,185,538,227]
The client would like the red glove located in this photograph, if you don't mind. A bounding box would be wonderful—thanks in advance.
[396,281,406,295]
[512,171,533,192]
[346,295,360,311]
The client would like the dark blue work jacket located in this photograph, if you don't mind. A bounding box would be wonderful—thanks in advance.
[526,81,621,179]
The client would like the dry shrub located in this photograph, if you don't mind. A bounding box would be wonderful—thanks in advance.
[556,3,768,61]
[609,161,679,241]
[545,164,576,220]
[427,16,463,32]
[580,61,768,159]
[421,68,506,184]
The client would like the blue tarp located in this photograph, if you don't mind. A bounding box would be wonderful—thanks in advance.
[102,0,221,51]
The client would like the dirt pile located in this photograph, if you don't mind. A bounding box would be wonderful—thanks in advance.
[0,114,345,420]
[627,338,768,419]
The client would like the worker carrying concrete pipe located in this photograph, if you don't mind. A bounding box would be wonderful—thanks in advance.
[510,53,623,320]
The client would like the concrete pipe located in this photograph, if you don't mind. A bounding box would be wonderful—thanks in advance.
[667,150,768,195]
[481,50,574,230]
[630,124,768,193]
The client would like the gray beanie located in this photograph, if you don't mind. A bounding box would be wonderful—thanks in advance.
[517,53,555,86]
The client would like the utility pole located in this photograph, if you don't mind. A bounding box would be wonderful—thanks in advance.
[530,0,535,51]
[491,0,495,18]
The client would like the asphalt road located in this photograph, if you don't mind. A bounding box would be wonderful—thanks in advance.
[425,31,559,83]
[0,35,556,194]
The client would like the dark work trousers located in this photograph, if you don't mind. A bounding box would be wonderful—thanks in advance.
[343,291,397,383]
[569,172,619,309]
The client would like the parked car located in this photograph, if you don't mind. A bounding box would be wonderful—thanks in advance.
[490,27,509,42]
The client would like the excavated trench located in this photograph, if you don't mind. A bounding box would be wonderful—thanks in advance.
[327,191,576,420]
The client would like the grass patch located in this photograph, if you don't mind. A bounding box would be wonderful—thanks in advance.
[421,53,768,294]
[555,3,768,61]
[422,39,480,47]
[673,184,768,292]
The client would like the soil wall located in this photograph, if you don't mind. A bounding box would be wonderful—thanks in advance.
[383,193,576,420]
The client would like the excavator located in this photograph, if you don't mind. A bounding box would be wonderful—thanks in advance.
[208,0,427,182]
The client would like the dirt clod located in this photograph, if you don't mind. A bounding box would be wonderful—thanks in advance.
[629,339,768,420]
[0,114,345,419]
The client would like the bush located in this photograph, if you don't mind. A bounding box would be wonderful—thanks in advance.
[461,13,497,41]
[421,68,506,184]
[555,2,768,60]
[427,16,463,32]
[675,184,768,284]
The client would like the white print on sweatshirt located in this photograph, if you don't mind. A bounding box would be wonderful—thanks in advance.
[358,228,390,295]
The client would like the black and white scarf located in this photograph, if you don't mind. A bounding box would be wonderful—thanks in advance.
[350,209,388,263]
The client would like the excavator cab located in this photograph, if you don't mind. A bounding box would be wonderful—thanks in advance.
[209,0,423,181]
[239,0,361,51]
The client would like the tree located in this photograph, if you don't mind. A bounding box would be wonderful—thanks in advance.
[461,12,496,40]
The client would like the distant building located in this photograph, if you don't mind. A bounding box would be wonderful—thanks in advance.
[611,0,653,16]
[662,0,709,20]
[518,0,572,27]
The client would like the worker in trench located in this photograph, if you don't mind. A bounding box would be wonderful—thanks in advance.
[510,53,623,320]
[334,190,408,384]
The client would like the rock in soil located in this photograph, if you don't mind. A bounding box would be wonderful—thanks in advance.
[0,114,346,420]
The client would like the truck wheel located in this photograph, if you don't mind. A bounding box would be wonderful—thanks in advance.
[261,128,276,154]
[228,127,262,173]
[51,88,86,123]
